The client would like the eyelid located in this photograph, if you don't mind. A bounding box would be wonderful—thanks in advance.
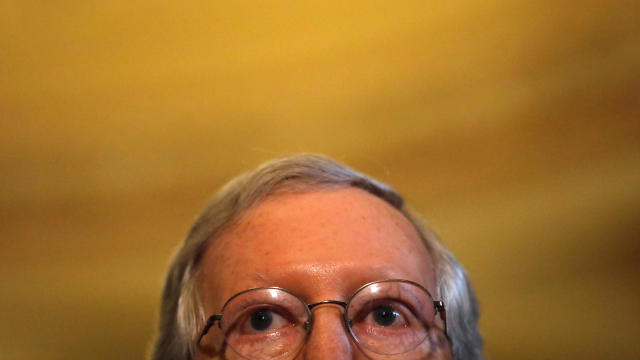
[351,297,417,324]
[235,304,300,333]
[228,293,302,314]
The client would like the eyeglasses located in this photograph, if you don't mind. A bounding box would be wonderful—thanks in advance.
[197,279,448,359]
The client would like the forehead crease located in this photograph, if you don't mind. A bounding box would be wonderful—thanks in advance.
[236,262,428,305]
[257,261,421,285]
[216,227,421,271]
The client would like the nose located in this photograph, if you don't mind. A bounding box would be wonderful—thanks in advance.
[302,303,354,360]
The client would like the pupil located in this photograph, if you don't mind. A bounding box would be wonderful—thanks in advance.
[250,309,273,331]
[373,305,397,326]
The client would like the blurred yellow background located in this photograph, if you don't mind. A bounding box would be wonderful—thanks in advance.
[1,1,639,359]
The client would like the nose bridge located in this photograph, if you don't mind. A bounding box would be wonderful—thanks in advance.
[302,302,353,360]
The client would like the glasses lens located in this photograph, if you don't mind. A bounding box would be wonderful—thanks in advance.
[211,288,311,360]
[346,280,444,358]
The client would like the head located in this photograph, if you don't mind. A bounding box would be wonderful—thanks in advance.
[152,154,482,360]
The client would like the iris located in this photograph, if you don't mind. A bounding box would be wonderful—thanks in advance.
[250,309,273,331]
[372,305,398,326]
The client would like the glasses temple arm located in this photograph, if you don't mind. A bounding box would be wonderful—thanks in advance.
[433,300,447,335]
[198,314,222,344]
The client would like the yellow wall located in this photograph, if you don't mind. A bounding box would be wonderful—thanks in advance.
[1,1,639,359]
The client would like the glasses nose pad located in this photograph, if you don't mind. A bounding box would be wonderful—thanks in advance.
[344,318,353,330]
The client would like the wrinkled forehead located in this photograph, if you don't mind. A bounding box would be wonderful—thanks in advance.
[199,188,436,307]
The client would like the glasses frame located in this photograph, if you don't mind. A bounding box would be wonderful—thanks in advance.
[197,279,447,356]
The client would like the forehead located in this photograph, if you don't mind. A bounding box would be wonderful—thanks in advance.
[199,187,435,309]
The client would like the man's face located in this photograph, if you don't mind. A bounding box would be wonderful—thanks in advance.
[197,187,450,359]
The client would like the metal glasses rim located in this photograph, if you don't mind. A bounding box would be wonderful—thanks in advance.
[217,278,438,315]
[198,278,443,344]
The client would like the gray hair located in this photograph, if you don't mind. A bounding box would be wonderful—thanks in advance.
[151,154,483,360]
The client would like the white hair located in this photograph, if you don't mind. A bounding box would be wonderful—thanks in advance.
[151,154,483,360]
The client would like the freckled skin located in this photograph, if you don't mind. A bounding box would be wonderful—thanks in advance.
[197,188,451,360]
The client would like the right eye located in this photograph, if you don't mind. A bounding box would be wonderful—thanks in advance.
[240,308,293,334]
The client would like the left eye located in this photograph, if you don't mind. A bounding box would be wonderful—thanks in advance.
[250,309,274,331]
[362,304,408,328]
[371,305,400,326]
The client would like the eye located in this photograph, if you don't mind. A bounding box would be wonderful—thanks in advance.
[358,302,410,329]
[240,307,293,334]
[372,305,400,326]
[250,309,273,331]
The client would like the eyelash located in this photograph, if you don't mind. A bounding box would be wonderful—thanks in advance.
[352,299,416,326]
[236,305,298,334]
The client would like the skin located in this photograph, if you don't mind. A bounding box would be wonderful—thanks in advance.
[197,187,451,360]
